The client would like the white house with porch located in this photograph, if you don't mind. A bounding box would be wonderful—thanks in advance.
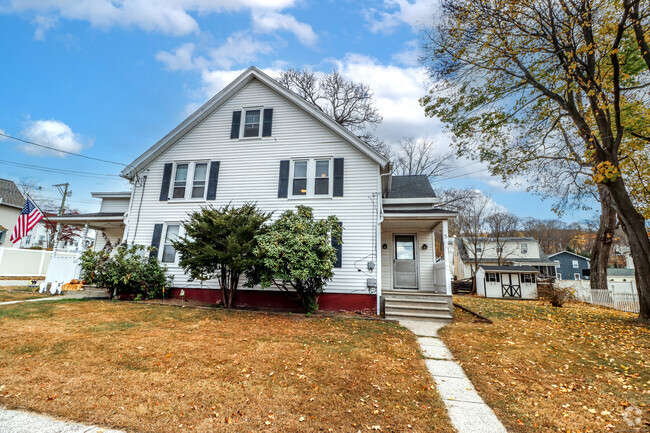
[52,67,456,320]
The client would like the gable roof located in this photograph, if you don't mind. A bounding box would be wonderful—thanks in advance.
[548,250,590,262]
[121,66,390,179]
[387,175,436,198]
[0,179,25,208]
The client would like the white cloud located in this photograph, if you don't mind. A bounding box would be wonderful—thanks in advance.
[7,0,299,36]
[392,39,419,66]
[251,11,317,46]
[365,0,438,34]
[156,42,202,71]
[208,33,274,69]
[32,15,58,40]
[0,129,7,141]
[20,119,92,158]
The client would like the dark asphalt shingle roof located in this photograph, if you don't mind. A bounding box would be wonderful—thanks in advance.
[387,175,436,198]
[55,212,124,219]
[384,208,456,214]
[607,268,635,277]
[480,265,539,272]
[0,179,25,207]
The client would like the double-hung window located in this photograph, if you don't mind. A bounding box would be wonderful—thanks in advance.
[572,260,579,269]
[520,243,528,254]
[191,163,208,198]
[289,158,333,198]
[243,109,261,137]
[172,163,189,199]
[171,162,209,200]
[161,224,180,263]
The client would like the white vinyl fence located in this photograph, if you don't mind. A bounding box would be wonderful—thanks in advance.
[0,247,79,281]
[558,279,640,314]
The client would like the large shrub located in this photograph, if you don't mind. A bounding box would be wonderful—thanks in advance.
[173,203,271,308]
[248,205,341,313]
[538,281,575,308]
[80,244,171,299]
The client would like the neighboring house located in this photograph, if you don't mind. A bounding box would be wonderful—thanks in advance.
[475,265,539,299]
[0,179,25,247]
[614,246,634,269]
[51,67,457,318]
[18,220,96,252]
[607,268,636,282]
[454,237,557,280]
[548,251,590,280]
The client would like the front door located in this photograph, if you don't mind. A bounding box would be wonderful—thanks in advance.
[394,234,418,289]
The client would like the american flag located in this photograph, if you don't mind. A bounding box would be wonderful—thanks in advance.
[10,199,44,243]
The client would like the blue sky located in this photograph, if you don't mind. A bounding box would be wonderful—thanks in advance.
[0,0,595,221]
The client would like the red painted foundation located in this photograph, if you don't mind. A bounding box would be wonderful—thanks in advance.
[170,288,376,313]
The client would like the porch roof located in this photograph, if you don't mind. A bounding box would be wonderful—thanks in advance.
[50,212,125,230]
[382,208,456,230]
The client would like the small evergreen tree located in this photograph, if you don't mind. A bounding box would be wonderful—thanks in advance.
[248,206,342,313]
[173,203,271,308]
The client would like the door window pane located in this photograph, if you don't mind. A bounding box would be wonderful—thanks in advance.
[292,161,308,195]
[395,236,415,260]
[191,163,208,198]
[243,110,261,137]
[315,160,330,195]
[173,164,188,198]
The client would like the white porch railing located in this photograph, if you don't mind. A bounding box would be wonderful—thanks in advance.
[558,279,640,314]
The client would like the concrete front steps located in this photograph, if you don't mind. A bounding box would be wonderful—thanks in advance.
[383,290,453,321]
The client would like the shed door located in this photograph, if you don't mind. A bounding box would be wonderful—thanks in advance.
[394,235,418,289]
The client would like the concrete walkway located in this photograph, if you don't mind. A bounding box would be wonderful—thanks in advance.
[0,408,124,433]
[399,320,508,433]
[0,296,61,306]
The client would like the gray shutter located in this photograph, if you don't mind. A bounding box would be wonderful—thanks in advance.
[333,158,344,197]
[262,108,273,137]
[332,222,342,268]
[151,224,163,255]
[230,111,241,139]
[206,161,220,200]
[159,163,173,201]
[278,160,290,198]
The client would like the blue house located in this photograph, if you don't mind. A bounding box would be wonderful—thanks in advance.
[548,251,590,280]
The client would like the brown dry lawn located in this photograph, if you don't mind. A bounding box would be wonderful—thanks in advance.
[440,296,649,433]
[0,300,451,432]
[0,286,50,303]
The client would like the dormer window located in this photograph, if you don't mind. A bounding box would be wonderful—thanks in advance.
[520,242,528,254]
[230,108,274,139]
[243,109,261,137]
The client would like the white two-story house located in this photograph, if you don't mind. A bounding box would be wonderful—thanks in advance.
[454,236,557,280]
[54,67,456,320]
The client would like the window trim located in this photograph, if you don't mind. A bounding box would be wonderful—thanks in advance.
[573,273,581,280]
[572,259,579,269]
[169,161,211,201]
[520,242,528,254]
[159,222,182,264]
[522,273,535,283]
[486,272,499,282]
[240,107,264,139]
[557,272,562,280]
[288,157,334,199]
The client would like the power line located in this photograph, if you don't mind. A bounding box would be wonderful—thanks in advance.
[431,167,492,182]
[0,159,121,179]
[0,131,127,166]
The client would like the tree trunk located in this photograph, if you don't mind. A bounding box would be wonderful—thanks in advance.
[591,185,617,291]
[604,178,650,319]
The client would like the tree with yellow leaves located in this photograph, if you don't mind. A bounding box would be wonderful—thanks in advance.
[421,0,650,318]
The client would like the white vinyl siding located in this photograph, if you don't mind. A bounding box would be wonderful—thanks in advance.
[124,79,381,294]
[98,197,130,213]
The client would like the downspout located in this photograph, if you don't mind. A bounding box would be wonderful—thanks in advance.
[377,170,391,315]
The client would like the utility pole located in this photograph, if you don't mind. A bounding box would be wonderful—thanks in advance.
[52,183,71,257]
[54,183,71,216]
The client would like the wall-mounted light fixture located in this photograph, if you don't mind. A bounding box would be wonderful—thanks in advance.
[422,244,428,250]
[382,244,388,249]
